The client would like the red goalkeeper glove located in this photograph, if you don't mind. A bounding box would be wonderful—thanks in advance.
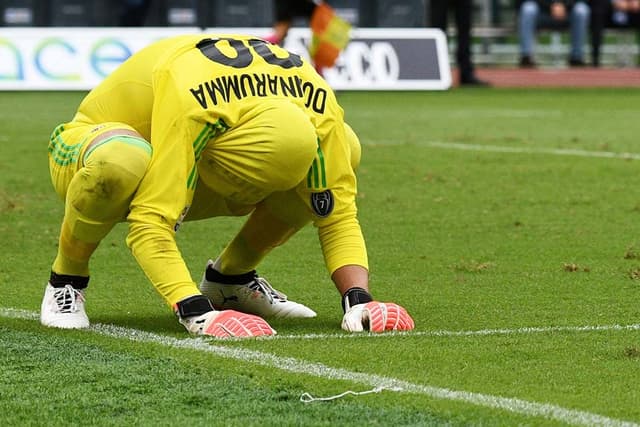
[176,295,276,338]
[340,288,415,333]
[198,310,276,338]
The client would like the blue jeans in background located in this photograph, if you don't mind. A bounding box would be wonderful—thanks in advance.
[518,1,591,63]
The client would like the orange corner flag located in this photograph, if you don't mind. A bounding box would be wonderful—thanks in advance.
[309,2,352,69]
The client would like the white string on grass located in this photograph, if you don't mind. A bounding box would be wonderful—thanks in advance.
[300,386,403,403]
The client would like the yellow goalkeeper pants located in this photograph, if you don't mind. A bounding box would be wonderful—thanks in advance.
[48,122,152,277]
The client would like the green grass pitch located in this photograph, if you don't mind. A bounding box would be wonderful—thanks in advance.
[1,88,640,426]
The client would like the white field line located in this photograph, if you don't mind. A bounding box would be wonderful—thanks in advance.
[365,140,640,161]
[2,307,638,427]
[271,323,640,340]
[5,306,639,340]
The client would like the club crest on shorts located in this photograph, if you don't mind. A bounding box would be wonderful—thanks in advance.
[311,190,334,217]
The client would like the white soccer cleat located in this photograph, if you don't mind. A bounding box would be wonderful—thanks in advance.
[199,260,317,319]
[40,283,90,329]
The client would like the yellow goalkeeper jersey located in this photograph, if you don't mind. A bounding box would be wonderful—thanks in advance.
[73,34,366,304]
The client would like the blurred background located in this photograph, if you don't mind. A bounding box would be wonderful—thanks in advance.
[1,0,638,68]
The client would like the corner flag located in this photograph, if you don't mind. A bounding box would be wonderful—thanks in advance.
[309,2,351,69]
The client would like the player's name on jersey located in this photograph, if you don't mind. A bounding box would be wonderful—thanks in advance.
[190,74,327,113]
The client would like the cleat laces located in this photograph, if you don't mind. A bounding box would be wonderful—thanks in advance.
[248,277,288,304]
[52,285,83,314]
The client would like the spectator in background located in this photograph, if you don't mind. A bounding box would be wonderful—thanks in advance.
[429,0,490,87]
[118,0,151,26]
[518,0,591,67]
[266,1,350,75]
[591,0,640,66]
[610,0,640,25]
[266,0,319,45]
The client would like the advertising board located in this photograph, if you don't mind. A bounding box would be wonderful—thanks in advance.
[0,27,450,90]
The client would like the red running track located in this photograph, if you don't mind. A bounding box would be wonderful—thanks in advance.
[454,67,640,87]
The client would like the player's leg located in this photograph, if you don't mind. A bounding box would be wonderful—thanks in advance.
[197,100,318,318]
[42,124,152,329]
[212,194,310,274]
[199,193,315,318]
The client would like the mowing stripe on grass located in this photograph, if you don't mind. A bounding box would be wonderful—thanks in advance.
[2,307,638,427]
[367,140,640,161]
[271,323,640,340]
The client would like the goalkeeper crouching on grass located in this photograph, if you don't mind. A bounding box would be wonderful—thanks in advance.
[41,33,415,338]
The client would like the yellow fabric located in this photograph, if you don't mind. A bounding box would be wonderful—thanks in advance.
[48,122,142,201]
[49,127,152,277]
[50,34,367,307]
[197,99,318,205]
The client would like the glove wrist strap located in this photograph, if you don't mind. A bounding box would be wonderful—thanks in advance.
[176,295,214,318]
[342,287,373,313]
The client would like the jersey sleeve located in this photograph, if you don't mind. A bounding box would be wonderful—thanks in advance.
[125,67,201,306]
[301,123,369,274]
[316,198,369,275]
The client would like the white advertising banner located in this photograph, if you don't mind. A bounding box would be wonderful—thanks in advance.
[0,27,450,91]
